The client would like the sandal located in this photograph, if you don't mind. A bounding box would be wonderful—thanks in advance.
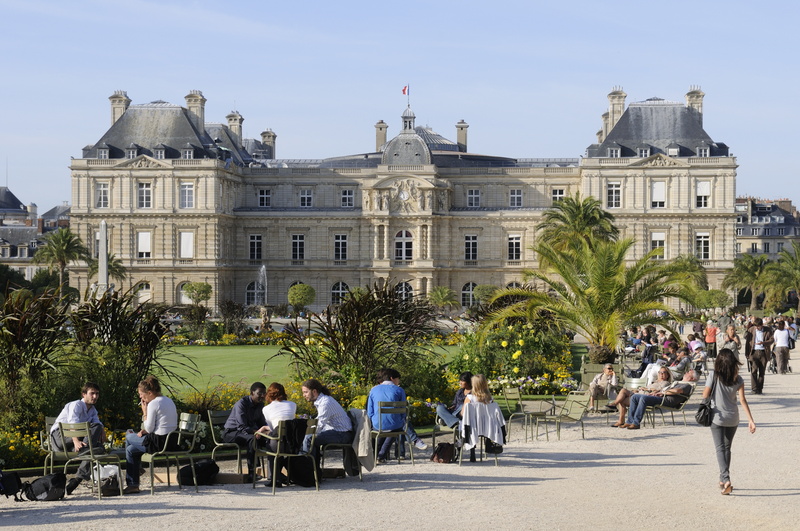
[611,422,624,427]
[721,482,733,495]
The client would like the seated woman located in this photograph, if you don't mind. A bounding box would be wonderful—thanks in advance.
[124,375,178,494]
[607,368,673,428]
[260,382,297,485]
[461,374,506,461]
[588,364,618,411]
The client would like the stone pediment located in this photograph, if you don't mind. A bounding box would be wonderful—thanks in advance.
[629,153,688,168]
[365,176,438,213]
[113,155,173,169]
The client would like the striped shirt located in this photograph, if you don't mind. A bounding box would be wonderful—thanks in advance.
[314,393,352,434]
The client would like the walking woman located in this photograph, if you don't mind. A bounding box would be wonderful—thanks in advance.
[703,348,756,495]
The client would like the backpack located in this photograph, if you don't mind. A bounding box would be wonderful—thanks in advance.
[21,473,66,501]
[430,442,457,463]
[179,458,220,486]
[0,469,22,501]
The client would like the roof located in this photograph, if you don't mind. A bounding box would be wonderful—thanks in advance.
[0,187,26,212]
[587,98,729,158]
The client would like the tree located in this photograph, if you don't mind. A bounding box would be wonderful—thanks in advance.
[183,282,212,306]
[0,264,29,293]
[472,284,499,305]
[488,237,699,362]
[288,284,316,315]
[32,228,91,289]
[721,254,770,311]
[536,192,619,252]
[87,252,128,284]
[695,289,732,311]
[427,286,459,313]
[219,299,248,335]
[761,241,800,313]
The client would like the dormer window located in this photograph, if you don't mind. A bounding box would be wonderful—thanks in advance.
[126,149,137,159]
[182,149,194,159]
[697,147,710,157]
[154,148,165,159]
[666,143,680,157]
[608,148,620,158]
[97,148,109,160]
[637,147,650,158]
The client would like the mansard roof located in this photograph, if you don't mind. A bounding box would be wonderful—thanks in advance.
[0,187,26,212]
[84,102,252,164]
[586,98,729,158]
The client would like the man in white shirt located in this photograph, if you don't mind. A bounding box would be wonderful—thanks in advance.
[50,382,105,494]
[774,320,791,374]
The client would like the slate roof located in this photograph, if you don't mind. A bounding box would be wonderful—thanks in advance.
[586,98,729,158]
[41,203,70,220]
[0,187,26,213]
[83,102,253,164]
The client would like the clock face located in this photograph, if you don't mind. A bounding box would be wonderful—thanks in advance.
[399,191,409,201]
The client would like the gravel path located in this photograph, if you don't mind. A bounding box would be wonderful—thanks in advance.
[4,371,799,530]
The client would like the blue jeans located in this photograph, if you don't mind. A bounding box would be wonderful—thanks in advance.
[711,424,738,483]
[125,432,147,486]
[304,430,354,462]
[626,394,663,426]
[377,424,421,458]
[435,404,461,428]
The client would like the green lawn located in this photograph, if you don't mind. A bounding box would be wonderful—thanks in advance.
[165,345,293,391]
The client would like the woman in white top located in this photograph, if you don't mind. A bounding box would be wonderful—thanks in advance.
[773,320,791,374]
[260,382,297,485]
[124,375,178,493]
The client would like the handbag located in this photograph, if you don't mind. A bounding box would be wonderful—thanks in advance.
[695,377,716,427]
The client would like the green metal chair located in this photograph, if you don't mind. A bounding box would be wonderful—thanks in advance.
[59,421,124,499]
[207,409,243,475]
[370,401,414,466]
[141,412,201,495]
[254,418,319,494]
[536,391,590,441]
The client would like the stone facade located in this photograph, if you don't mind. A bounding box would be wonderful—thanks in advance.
[735,197,800,259]
[69,88,737,311]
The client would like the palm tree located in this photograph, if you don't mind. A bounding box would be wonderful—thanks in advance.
[762,241,800,313]
[536,192,619,252]
[88,252,128,284]
[427,286,459,313]
[487,237,699,357]
[721,253,770,311]
[32,228,91,289]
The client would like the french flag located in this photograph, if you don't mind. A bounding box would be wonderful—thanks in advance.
[402,86,408,95]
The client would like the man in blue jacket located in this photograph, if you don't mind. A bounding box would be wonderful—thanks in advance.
[367,368,426,462]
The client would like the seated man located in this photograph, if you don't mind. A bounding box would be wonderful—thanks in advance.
[588,364,618,411]
[623,371,697,429]
[50,382,105,495]
[435,372,473,428]
[367,368,426,462]
[665,347,692,381]
[223,382,268,481]
[301,379,354,460]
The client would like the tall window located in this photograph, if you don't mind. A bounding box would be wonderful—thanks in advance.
[551,189,565,204]
[334,234,347,261]
[607,183,621,208]
[246,282,265,306]
[300,189,313,208]
[461,282,477,307]
[650,181,665,208]
[249,234,262,260]
[259,189,271,207]
[179,183,194,208]
[778,228,786,236]
[331,282,349,304]
[736,242,742,254]
[292,234,305,261]
[764,243,771,253]
[395,282,413,301]
[508,235,521,261]
[650,232,665,259]
[137,231,151,258]
[751,243,759,253]
[395,230,413,261]
[695,234,710,260]
[509,189,522,207]
[341,189,354,208]
[696,181,710,208]
[179,231,194,259]
[95,183,109,208]
[467,189,480,208]
[138,182,152,208]
[778,242,785,252]
[764,228,771,236]
[736,228,743,236]
[136,282,152,304]
[464,235,478,261]
[751,228,759,236]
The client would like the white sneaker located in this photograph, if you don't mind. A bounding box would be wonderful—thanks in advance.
[414,440,428,450]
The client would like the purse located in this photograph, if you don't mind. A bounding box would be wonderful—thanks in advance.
[695,377,716,427]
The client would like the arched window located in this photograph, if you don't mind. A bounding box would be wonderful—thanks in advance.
[177,282,192,305]
[395,282,413,301]
[331,282,349,304]
[506,281,522,289]
[461,282,477,307]
[394,230,413,261]
[246,281,266,306]
[136,282,151,305]
[289,281,304,288]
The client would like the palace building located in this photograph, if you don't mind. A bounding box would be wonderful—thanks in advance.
[69,87,737,311]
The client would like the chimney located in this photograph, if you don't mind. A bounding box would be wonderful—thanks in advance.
[260,129,277,159]
[599,111,610,142]
[456,120,469,153]
[607,86,627,132]
[685,85,705,126]
[185,90,207,132]
[109,90,131,125]
[26,203,37,226]
[374,120,388,151]
[226,110,244,147]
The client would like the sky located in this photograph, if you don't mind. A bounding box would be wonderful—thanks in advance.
[0,0,798,212]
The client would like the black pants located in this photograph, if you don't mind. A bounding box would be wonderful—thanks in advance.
[222,430,261,474]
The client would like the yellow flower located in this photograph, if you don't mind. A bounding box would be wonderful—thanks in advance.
[518,340,525,346]
[512,350,522,359]
[463,355,469,360]
[8,445,15,451]
[507,325,514,331]
[513,367,520,373]
[501,341,509,348]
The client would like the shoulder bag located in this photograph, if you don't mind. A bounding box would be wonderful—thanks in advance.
[695,376,716,427]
